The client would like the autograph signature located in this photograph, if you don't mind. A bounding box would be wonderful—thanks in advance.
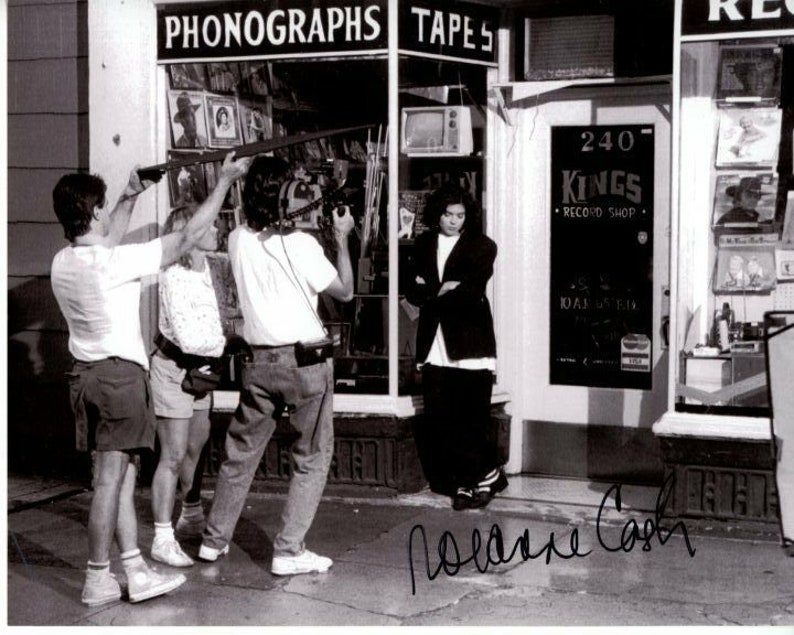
[407,472,696,594]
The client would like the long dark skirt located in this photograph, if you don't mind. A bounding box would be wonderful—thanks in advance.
[415,363,498,495]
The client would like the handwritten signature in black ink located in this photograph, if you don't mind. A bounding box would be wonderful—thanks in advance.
[407,472,696,594]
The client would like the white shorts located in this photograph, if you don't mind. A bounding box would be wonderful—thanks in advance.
[149,351,211,419]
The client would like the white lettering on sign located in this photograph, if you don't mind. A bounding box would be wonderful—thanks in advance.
[708,0,794,21]
[561,170,642,204]
[163,5,382,50]
[409,6,494,53]
[224,13,243,48]
[203,15,222,47]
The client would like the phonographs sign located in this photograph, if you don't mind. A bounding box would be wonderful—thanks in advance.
[550,125,655,389]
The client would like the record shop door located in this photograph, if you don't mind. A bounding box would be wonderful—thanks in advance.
[497,82,672,480]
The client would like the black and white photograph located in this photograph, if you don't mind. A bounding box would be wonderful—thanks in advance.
[716,44,783,103]
[167,89,209,149]
[8,0,794,630]
[168,63,208,91]
[166,153,208,206]
[715,107,782,168]
[239,60,271,96]
[712,172,778,227]
[238,97,272,144]
[713,234,777,293]
[205,95,242,147]
[207,61,241,94]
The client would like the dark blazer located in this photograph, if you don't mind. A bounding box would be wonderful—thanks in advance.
[407,230,497,363]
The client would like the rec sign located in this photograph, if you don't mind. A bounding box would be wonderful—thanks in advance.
[682,0,794,37]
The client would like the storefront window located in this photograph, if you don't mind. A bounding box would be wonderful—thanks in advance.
[674,38,794,416]
[156,0,496,403]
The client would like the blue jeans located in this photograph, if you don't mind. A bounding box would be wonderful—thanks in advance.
[203,346,334,557]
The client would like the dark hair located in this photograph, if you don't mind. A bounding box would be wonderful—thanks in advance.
[215,107,229,127]
[242,156,290,231]
[423,181,481,234]
[52,173,107,242]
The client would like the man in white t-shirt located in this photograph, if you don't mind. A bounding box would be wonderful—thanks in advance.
[51,152,250,607]
[199,157,354,576]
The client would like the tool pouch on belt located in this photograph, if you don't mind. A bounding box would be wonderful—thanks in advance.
[294,337,334,367]
[155,333,222,397]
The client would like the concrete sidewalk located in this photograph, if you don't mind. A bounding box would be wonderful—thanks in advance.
[7,473,793,626]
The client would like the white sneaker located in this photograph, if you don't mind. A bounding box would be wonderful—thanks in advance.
[175,513,205,537]
[81,569,122,607]
[126,565,186,603]
[271,550,333,576]
[198,543,229,562]
[150,537,194,568]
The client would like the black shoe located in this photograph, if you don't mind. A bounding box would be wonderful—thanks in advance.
[452,487,474,511]
[783,539,794,557]
[471,468,508,509]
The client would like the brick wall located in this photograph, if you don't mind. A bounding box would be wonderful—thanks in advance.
[8,0,91,478]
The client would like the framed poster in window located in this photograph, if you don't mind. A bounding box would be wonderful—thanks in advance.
[238,98,272,144]
[712,172,777,228]
[168,63,208,91]
[206,95,242,148]
[715,107,781,168]
[168,90,209,150]
[167,152,207,207]
[716,45,782,104]
[714,233,777,293]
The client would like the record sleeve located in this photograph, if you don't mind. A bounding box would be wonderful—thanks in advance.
[715,107,781,168]
[712,172,778,228]
[716,45,782,104]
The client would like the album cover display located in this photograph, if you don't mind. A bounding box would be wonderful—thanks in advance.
[712,172,778,228]
[715,107,781,168]
[716,44,782,103]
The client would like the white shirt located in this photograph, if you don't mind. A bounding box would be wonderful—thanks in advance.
[51,239,163,369]
[228,226,336,345]
[159,262,225,357]
[425,233,496,371]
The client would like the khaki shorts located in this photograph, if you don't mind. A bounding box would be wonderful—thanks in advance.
[67,357,156,452]
[149,351,211,419]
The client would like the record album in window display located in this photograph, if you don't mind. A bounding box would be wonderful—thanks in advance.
[714,233,777,293]
[206,95,242,148]
[238,98,272,143]
[167,153,208,207]
[712,172,778,228]
[168,90,209,150]
[716,107,781,168]
[716,45,782,104]
[168,63,208,91]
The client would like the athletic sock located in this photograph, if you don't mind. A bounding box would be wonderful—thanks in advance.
[120,548,145,571]
[87,560,110,571]
[154,522,174,541]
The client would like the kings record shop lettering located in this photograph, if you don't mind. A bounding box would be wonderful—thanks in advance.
[549,126,655,390]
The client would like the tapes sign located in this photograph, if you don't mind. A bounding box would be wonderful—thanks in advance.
[550,125,654,389]
[399,0,498,65]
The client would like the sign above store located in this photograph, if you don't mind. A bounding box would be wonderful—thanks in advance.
[157,0,388,61]
[157,0,497,64]
[682,0,794,38]
[399,0,498,65]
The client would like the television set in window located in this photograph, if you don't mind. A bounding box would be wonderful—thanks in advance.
[400,106,473,157]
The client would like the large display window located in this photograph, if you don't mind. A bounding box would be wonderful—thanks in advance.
[672,10,794,419]
[154,0,497,407]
